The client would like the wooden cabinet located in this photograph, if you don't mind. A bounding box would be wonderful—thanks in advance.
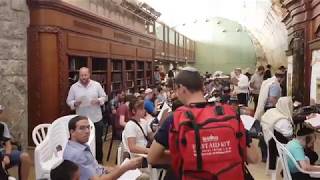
[27,1,155,145]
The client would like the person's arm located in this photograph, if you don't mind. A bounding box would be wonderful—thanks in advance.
[2,139,12,166]
[268,84,281,107]
[119,115,126,127]
[245,130,261,164]
[127,137,149,154]
[66,86,76,110]
[90,157,143,180]
[97,83,107,105]
[147,141,171,165]
[299,160,320,171]
[118,106,128,127]
[246,139,261,164]
[249,75,256,89]
[147,116,173,165]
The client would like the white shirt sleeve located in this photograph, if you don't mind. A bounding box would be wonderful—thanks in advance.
[274,119,293,138]
[1,122,11,139]
[124,121,139,138]
[66,85,76,110]
[97,82,107,105]
[238,75,249,89]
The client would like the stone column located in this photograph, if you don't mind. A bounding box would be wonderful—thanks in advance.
[0,0,29,146]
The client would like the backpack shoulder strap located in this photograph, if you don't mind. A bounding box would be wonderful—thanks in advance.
[130,119,149,141]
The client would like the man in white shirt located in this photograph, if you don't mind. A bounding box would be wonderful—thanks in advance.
[232,68,249,106]
[250,66,265,110]
[66,67,107,163]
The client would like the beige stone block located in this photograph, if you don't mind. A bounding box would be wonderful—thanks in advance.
[11,0,27,11]
[0,77,27,146]
[0,60,27,76]
[1,21,26,39]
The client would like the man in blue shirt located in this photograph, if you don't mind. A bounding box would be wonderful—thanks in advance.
[144,88,157,116]
[64,115,142,180]
[286,127,320,179]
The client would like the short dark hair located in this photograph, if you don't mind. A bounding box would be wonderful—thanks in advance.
[279,65,286,70]
[175,67,203,92]
[68,115,88,131]
[50,160,79,180]
[257,65,264,71]
[266,64,271,69]
[297,127,314,137]
[274,70,285,78]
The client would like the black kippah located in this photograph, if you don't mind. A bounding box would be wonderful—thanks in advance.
[297,127,314,136]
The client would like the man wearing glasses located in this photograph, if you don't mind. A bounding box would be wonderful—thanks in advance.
[66,67,107,163]
[64,115,142,180]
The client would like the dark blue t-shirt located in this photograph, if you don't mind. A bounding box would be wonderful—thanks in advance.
[154,114,173,149]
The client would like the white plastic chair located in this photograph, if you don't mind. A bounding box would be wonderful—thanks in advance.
[32,123,51,146]
[34,115,96,180]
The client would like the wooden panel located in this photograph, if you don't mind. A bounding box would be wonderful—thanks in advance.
[137,47,153,59]
[67,33,109,53]
[30,7,155,49]
[169,44,176,57]
[111,43,136,58]
[39,33,60,123]
[179,47,184,59]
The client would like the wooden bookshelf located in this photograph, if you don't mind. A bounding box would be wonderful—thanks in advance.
[146,62,152,87]
[91,58,107,91]
[68,56,88,86]
[125,61,135,93]
[111,60,123,93]
[136,62,145,89]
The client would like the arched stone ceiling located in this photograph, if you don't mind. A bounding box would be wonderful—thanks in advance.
[143,0,289,67]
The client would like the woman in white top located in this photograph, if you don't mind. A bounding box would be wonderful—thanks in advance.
[123,99,153,157]
[261,96,294,172]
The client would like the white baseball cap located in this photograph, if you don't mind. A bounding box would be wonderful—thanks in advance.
[145,88,153,94]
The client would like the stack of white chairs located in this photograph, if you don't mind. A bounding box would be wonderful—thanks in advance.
[34,115,96,180]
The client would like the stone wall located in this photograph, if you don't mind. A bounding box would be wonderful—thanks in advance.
[0,0,29,146]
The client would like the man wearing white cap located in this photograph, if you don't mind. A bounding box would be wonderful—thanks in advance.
[144,88,156,116]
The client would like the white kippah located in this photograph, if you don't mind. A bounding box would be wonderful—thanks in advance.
[182,66,198,72]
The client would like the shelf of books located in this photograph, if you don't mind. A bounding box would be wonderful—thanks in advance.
[125,61,135,93]
[68,56,88,86]
[111,60,123,93]
[91,58,107,91]
[136,61,145,90]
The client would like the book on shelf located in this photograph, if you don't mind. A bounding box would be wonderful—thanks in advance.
[112,73,122,82]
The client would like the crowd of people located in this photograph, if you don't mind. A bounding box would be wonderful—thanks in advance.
[1,63,320,180]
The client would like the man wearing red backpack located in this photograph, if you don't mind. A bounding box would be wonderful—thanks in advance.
[148,67,260,180]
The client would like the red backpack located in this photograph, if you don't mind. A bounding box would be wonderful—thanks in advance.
[169,104,247,180]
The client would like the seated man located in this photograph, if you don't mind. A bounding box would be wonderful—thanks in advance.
[144,88,157,117]
[50,160,80,180]
[63,115,142,180]
[0,105,31,180]
[287,127,320,180]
